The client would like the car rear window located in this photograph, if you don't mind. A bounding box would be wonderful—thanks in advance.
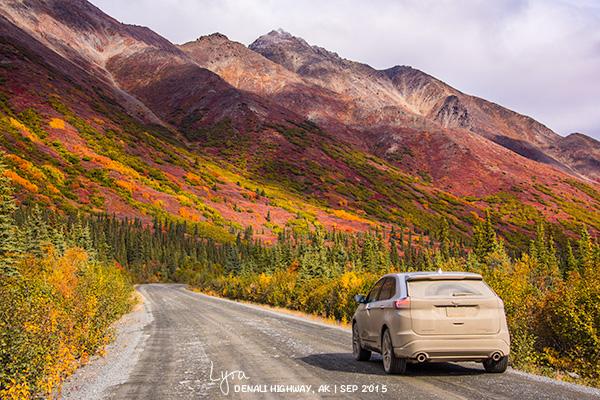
[407,279,495,298]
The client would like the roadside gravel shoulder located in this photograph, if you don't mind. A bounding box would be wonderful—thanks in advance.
[59,288,153,400]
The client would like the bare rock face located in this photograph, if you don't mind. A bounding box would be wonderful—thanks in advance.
[249,29,419,125]
[183,32,304,94]
[434,95,471,129]
[181,31,362,143]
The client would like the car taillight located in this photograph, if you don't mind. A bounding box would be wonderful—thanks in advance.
[394,297,410,309]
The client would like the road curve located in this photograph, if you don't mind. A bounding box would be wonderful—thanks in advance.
[76,284,600,399]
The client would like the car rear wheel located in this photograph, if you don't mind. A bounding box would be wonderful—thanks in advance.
[483,355,508,373]
[382,329,406,374]
[352,323,371,361]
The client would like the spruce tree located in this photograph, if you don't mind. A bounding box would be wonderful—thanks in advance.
[473,209,499,260]
[577,225,596,270]
[565,239,578,274]
[22,204,50,257]
[389,236,399,268]
[50,226,67,255]
[0,153,20,275]
[440,218,451,260]
[528,222,561,288]
[243,225,254,242]
[224,244,241,274]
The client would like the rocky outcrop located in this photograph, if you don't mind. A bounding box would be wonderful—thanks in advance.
[434,95,471,128]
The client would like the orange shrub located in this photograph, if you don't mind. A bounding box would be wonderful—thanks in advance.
[331,208,373,225]
[5,155,44,181]
[179,207,201,222]
[115,179,135,194]
[185,172,202,186]
[0,249,133,399]
[3,170,38,192]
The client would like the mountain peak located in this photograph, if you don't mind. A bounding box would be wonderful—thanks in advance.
[563,132,600,144]
[195,32,229,42]
[250,28,310,50]
[270,28,293,37]
[249,29,342,76]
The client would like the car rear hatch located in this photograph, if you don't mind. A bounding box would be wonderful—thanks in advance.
[407,274,501,336]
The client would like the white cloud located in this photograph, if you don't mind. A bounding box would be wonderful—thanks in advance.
[90,0,600,139]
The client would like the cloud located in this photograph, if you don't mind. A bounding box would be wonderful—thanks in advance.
[91,0,600,139]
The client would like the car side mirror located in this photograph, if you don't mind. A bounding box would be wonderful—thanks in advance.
[354,294,367,304]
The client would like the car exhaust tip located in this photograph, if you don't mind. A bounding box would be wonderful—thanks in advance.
[491,352,502,362]
[416,353,428,363]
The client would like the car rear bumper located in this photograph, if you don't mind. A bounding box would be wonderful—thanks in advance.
[393,336,510,362]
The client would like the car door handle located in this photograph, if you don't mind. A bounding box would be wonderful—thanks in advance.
[379,305,385,309]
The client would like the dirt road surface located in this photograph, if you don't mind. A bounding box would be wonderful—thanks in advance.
[60,284,600,400]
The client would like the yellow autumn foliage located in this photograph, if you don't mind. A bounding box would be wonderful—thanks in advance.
[185,172,202,186]
[177,194,194,207]
[48,118,66,130]
[188,245,600,386]
[9,117,41,143]
[93,156,141,181]
[330,208,374,225]
[179,207,201,222]
[0,249,133,399]
[5,155,45,181]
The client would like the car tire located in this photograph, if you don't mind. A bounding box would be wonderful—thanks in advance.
[382,329,407,374]
[483,355,509,373]
[352,323,371,361]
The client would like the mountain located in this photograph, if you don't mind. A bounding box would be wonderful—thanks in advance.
[248,30,599,182]
[183,31,599,209]
[0,1,598,247]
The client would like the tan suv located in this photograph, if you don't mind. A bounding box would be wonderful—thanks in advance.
[352,271,510,374]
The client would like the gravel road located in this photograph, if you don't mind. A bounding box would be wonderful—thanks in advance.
[61,284,600,399]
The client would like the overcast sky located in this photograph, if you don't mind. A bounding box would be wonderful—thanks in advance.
[91,0,600,140]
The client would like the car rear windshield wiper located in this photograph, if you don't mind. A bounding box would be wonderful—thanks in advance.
[452,292,476,296]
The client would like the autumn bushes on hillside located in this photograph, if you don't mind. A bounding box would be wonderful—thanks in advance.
[476,241,600,384]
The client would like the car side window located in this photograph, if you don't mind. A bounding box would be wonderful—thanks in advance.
[377,278,396,301]
[366,279,384,303]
